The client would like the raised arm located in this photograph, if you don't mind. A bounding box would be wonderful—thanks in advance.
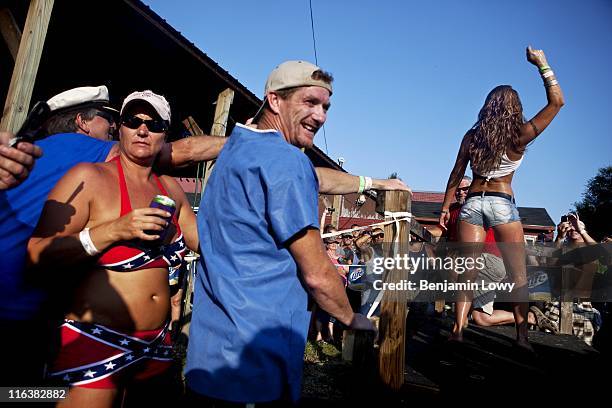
[315,167,411,195]
[105,135,228,169]
[355,233,375,263]
[27,164,170,268]
[439,133,471,228]
[519,46,565,147]
[289,228,376,332]
[157,135,227,169]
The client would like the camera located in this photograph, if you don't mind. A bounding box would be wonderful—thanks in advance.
[560,215,568,223]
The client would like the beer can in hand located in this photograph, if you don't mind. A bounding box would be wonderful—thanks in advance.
[148,194,176,243]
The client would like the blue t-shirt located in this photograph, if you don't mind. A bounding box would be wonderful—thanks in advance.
[185,124,319,403]
[0,133,113,320]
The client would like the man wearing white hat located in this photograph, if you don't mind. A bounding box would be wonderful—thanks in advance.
[43,84,120,141]
[186,61,378,405]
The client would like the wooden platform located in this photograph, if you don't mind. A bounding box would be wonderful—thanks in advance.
[400,312,607,402]
[302,311,608,406]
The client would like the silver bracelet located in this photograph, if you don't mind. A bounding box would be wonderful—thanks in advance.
[79,228,100,256]
[545,79,559,87]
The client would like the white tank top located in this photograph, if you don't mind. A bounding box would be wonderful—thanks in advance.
[471,152,523,180]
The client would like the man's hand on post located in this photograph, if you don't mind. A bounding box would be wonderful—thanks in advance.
[373,178,411,193]
[347,312,377,333]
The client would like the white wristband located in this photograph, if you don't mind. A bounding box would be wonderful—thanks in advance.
[79,228,100,256]
[364,176,373,191]
[541,70,555,79]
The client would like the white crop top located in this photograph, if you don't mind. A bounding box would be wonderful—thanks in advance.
[471,152,524,180]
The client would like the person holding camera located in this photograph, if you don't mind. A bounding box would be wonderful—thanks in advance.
[555,213,597,245]
[355,227,386,316]
[548,214,603,344]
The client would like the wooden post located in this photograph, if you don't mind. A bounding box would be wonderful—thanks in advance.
[0,8,22,61]
[376,190,411,391]
[200,88,234,192]
[434,299,446,313]
[182,116,206,209]
[559,247,573,334]
[342,329,355,362]
[0,0,54,133]
[331,194,342,229]
[183,116,204,136]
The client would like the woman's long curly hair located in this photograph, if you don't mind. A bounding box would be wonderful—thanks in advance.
[469,85,525,175]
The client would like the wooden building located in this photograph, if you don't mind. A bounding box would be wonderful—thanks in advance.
[0,0,345,188]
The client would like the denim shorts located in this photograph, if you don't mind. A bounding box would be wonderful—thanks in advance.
[458,195,520,228]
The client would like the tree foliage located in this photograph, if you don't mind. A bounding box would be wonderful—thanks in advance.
[574,166,612,241]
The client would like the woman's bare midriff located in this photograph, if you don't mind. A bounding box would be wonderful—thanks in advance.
[65,267,170,332]
[470,173,515,196]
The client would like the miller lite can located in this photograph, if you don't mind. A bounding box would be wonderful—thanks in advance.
[347,265,367,291]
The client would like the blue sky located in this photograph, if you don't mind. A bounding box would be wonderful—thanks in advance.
[145,0,611,225]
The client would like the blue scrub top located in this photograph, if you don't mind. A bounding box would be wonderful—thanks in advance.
[0,133,113,320]
[185,124,320,403]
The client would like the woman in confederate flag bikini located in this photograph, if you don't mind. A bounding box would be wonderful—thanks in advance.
[27,91,197,407]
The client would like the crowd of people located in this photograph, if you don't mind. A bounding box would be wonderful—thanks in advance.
[312,223,386,344]
[0,45,608,406]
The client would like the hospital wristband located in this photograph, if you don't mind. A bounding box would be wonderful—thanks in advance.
[358,176,365,194]
[79,228,100,256]
[544,79,559,88]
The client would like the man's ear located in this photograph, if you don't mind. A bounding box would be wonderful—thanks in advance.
[266,92,282,115]
[75,113,90,134]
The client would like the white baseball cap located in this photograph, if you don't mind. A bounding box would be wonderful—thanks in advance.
[120,90,171,124]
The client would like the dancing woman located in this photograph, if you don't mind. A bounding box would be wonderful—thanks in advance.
[439,46,564,350]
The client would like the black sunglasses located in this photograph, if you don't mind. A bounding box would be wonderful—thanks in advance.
[121,116,168,133]
[95,110,116,125]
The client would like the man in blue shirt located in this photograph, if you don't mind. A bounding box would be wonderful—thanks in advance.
[186,61,377,405]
